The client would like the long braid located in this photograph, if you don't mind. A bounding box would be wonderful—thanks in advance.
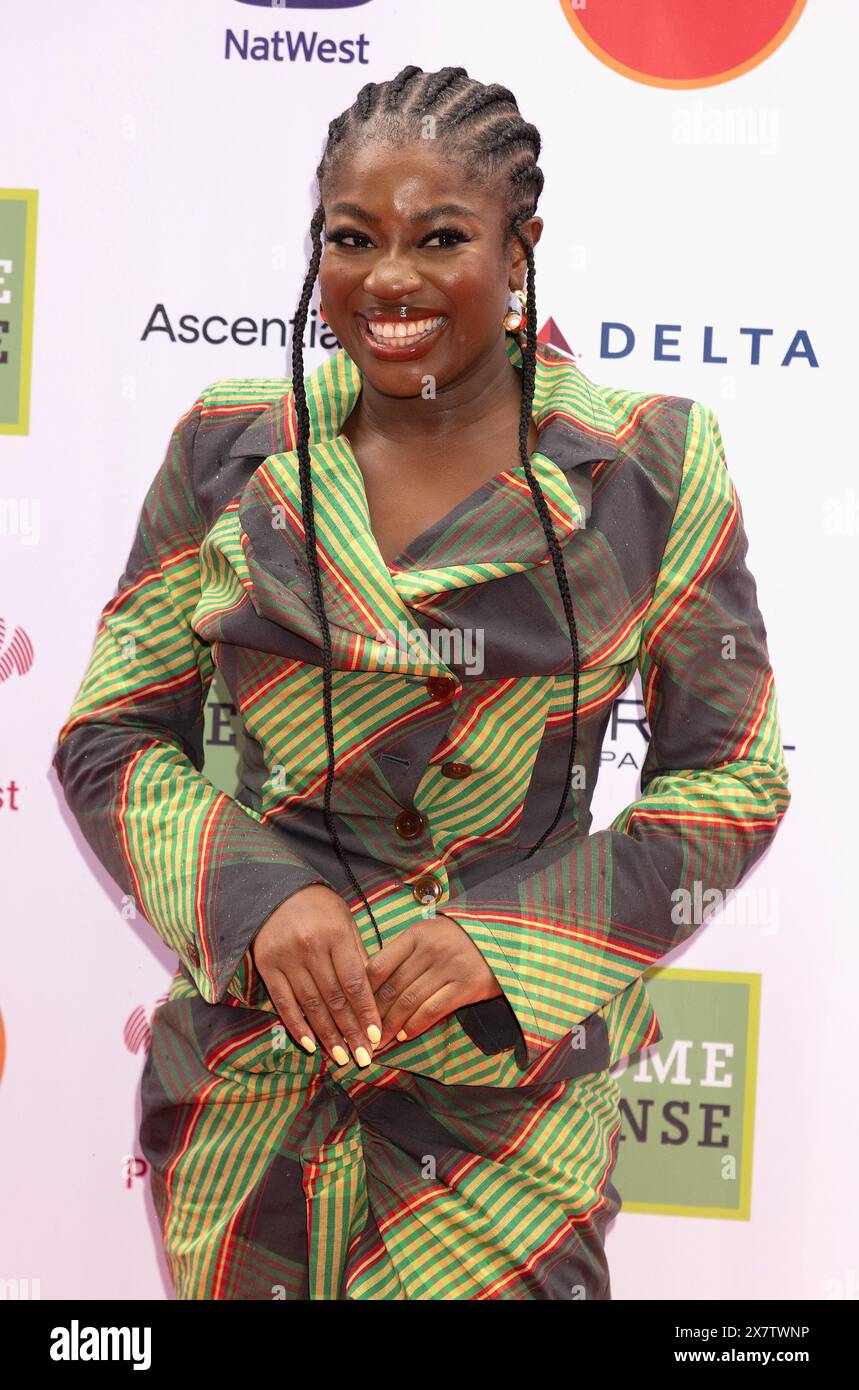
[292,66,583,941]
[291,204,387,948]
[512,227,582,858]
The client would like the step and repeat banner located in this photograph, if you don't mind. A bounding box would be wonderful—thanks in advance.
[2,0,855,1300]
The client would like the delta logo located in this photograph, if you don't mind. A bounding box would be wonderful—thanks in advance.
[560,0,807,88]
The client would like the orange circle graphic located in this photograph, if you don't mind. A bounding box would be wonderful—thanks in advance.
[559,0,807,89]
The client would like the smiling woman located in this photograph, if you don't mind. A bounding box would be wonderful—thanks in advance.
[53,63,791,1301]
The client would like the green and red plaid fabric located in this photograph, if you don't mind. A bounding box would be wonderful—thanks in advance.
[53,334,790,1297]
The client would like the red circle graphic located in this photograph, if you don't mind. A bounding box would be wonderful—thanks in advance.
[559,0,807,88]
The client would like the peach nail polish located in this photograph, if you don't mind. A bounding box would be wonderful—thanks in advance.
[331,1045,349,1066]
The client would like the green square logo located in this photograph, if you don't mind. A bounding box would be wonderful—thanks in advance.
[613,969,761,1220]
[0,190,38,435]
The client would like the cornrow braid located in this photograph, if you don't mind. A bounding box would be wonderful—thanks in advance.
[291,66,583,948]
[418,66,470,109]
[354,80,381,121]
[442,83,518,128]
[325,111,350,146]
[483,116,541,161]
[382,63,424,110]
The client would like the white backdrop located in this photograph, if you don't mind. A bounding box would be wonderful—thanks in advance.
[2,0,856,1300]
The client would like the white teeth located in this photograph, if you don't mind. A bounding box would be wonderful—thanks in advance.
[365,315,445,342]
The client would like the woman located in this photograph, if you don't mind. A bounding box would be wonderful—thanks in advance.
[53,65,791,1300]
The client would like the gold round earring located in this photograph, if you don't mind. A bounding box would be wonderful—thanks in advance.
[502,288,527,333]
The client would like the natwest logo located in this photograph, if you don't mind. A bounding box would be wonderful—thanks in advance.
[233,1,371,8]
[226,0,372,64]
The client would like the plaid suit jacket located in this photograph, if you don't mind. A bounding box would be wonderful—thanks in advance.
[52,334,791,1087]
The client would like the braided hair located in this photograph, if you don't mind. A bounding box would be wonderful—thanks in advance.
[290,66,582,949]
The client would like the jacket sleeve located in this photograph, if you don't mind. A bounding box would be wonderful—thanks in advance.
[444,400,792,1069]
[51,387,335,1003]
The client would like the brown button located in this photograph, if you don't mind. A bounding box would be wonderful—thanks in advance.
[394,809,425,840]
[426,675,458,702]
[441,761,472,779]
[411,874,443,905]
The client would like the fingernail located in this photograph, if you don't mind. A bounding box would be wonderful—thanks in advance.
[300,1035,317,1054]
[354,1046,372,1068]
[366,1024,382,1045]
[396,1030,408,1041]
[331,1045,349,1066]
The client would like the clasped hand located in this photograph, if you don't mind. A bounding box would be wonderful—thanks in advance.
[251,883,502,1067]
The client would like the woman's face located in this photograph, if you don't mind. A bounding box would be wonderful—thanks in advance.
[317,139,543,396]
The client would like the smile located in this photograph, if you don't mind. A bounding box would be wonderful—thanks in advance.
[356,313,448,357]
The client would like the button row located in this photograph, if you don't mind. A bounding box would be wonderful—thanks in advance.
[392,811,440,900]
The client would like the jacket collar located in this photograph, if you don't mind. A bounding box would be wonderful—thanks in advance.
[229,333,617,497]
[230,334,618,677]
